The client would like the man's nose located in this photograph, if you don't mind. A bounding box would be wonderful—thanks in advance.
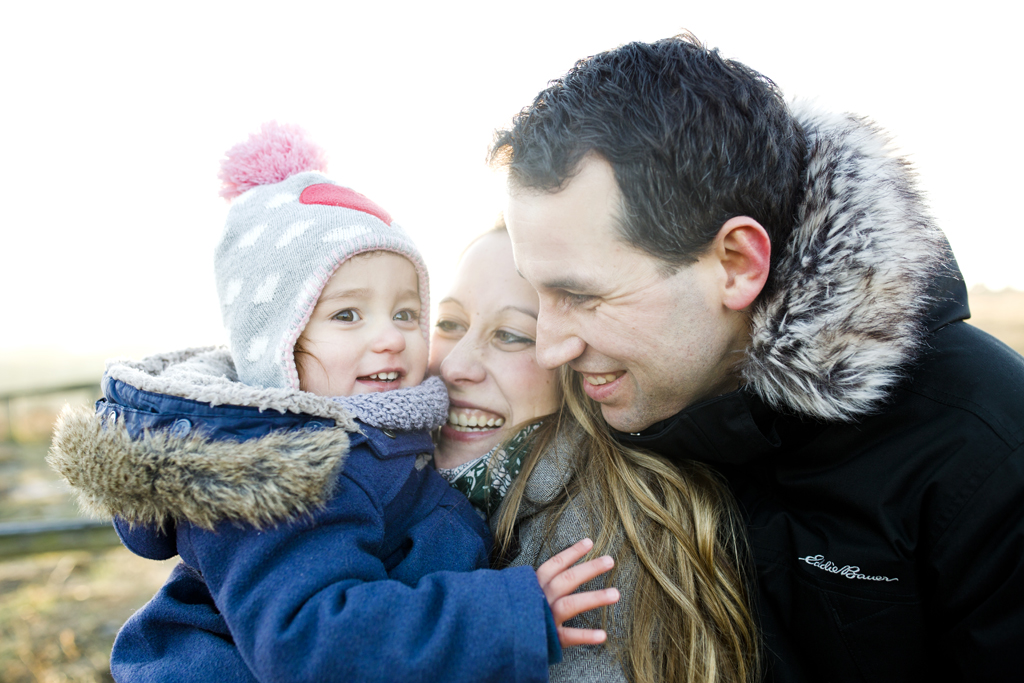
[535,307,585,370]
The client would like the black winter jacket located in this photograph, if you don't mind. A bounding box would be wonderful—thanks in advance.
[620,105,1024,682]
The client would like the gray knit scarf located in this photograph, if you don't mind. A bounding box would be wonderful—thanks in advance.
[332,375,449,432]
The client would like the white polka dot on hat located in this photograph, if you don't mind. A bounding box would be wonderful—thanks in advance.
[215,122,430,390]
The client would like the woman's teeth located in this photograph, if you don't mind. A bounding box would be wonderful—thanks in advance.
[366,372,399,381]
[585,373,622,386]
[447,409,504,432]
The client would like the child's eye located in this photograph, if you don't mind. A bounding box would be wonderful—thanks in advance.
[495,330,534,346]
[393,309,418,322]
[332,309,361,323]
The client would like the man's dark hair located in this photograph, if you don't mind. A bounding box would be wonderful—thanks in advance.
[490,34,806,278]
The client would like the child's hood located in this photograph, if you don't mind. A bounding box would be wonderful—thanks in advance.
[47,347,440,531]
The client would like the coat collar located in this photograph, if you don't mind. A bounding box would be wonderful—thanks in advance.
[738,103,962,422]
[102,347,361,428]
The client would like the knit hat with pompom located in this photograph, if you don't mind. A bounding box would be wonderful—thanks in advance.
[215,122,429,391]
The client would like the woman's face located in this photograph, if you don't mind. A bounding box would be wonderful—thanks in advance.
[429,230,560,469]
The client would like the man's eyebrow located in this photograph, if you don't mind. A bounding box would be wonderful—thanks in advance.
[515,269,591,292]
[540,277,593,292]
[512,270,593,290]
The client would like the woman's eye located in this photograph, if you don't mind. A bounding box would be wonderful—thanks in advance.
[393,309,418,322]
[435,319,464,334]
[495,330,534,345]
[332,309,360,323]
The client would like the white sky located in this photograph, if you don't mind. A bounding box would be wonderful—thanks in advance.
[2,0,1021,358]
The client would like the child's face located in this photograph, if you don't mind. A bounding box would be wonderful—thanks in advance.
[297,252,427,396]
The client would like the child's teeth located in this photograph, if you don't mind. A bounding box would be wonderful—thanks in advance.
[494,418,504,426]
[367,372,399,381]
[458,414,469,427]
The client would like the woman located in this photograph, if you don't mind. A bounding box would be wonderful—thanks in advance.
[429,222,561,516]
[430,220,759,683]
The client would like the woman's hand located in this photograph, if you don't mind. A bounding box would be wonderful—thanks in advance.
[535,538,620,647]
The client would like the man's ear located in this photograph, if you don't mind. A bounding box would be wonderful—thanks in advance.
[713,216,771,311]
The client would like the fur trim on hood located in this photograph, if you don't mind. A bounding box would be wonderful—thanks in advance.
[49,347,360,529]
[49,407,351,530]
[742,102,951,421]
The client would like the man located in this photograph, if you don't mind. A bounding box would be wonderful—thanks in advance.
[492,35,1024,681]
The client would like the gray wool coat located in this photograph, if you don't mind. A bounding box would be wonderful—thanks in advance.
[492,431,631,683]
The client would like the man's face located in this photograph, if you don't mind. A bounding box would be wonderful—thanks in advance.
[506,156,748,432]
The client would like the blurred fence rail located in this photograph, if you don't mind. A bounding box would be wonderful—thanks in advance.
[2,380,109,559]
[1,381,102,444]
[0,382,101,402]
[0,519,119,559]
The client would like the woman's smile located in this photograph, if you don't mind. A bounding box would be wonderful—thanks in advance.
[441,401,507,443]
[447,404,506,430]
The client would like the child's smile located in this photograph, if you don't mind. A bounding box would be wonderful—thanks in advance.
[356,369,406,390]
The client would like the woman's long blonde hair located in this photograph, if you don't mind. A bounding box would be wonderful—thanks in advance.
[493,367,759,683]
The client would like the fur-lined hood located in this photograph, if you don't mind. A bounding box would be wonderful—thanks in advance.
[48,348,442,529]
[742,102,956,421]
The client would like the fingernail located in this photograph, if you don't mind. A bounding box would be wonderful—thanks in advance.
[601,556,614,567]
[607,588,620,600]
[581,538,593,548]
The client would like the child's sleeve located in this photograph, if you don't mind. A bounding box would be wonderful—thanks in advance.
[112,516,178,560]
[177,470,553,683]
[111,562,259,683]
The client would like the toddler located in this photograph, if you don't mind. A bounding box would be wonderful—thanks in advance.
[49,124,616,683]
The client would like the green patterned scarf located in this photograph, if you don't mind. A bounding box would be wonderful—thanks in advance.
[437,422,541,518]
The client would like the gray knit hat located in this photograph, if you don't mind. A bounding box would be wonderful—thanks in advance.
[215,122,429,391]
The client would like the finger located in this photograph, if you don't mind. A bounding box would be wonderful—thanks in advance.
[535,538,594,587]
[544,555,615,602]
[557,626,608,648]
[552,588,621,624]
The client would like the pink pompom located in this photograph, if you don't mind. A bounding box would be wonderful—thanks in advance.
[218,122,328,200]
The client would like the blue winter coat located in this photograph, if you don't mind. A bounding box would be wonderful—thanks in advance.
[48,348,558,682]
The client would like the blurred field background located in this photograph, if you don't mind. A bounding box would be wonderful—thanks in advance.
[1,394,178,682]
[0,286,1020,682]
